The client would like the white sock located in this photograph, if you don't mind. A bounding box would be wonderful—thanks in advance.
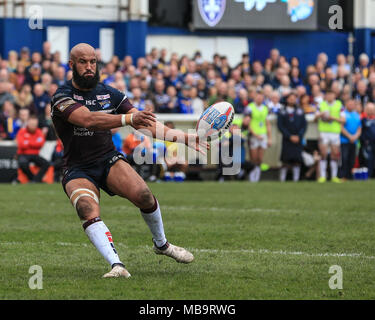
[249,167,257,182]
[330,160,338,178]
[280,167,288,182]
[141,199,167,248]
[84,220,122,266]
[320,160,327,179]
[255,166,262,182]
[292,166,301,182]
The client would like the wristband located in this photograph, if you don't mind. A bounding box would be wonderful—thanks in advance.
[121,114,126,127]
[121,114,134,126]
[130,113,133,125]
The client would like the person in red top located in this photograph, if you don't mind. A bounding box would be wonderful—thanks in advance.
[16,115,49,183]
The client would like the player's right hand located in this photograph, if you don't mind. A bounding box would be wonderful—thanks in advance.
[132,111,156,127]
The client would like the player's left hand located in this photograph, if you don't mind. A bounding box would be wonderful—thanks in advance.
[185,133,210,155]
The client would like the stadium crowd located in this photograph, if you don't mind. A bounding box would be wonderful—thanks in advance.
[0,42,375,183]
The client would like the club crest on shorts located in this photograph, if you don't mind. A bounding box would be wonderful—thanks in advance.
[198,0,226,27]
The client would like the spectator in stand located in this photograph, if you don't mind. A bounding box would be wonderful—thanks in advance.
[131,87,146,111]
[19,47,31,68]
[300,94,316,115]
[295,85,307,99]
[10,63,27,91]
[270,67,285,89]
[16,115,49,183]
[219,56,231,81]
[166,63,183,91]
[7,50,18,73]
[178,85,193,114]
[277,93,307,182]
[268,91,282,114]
[1,101,22,140]
[185,60,202,86]
[25,63,42,88]
[0,81,15,107]
[52,51,68,72]
[357,53,370,79]
[323,68,335,91]
[251,60,267,83]
[18,107,30,129]
[311,84,324,107]
[54,66,66,87]
[159,85,178,113]
[41,72,53,92]
[209,82,234,106]
[197,78,208,101]
[234,88,249,114]
[278,75,292,98]
[361,102,375,178]
[332,54,351,77]
[30,52,42,68]
[340,99,362,180]
[152,79,169,112]
[336,65,349,88]
[190,87,204,114]
[317,52,329,68]
[33,83,50,120]
[270,48,281,71]
[102,62,116,85]
[42,41,53,61]
[353,80,371,106]
[290,67,303,88]
[120,55,133,74]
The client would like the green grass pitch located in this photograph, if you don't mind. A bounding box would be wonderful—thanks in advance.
[0,181,374,300]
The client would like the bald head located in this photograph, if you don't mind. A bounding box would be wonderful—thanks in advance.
[69,43,99,90]
[365,102,375,117]
[70,43,96,62]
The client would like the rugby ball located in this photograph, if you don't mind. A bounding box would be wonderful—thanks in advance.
[196,102,235,138]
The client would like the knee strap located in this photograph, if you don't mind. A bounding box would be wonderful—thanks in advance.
[70,188,99,209]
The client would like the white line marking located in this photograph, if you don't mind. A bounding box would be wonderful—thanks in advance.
[1,241,374,260]
[161,206,299,214]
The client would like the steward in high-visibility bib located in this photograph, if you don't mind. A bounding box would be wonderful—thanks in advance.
[243,90,272,182]
[315,89,345,183]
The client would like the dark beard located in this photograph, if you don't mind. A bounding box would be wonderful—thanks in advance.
[72,64,100,90]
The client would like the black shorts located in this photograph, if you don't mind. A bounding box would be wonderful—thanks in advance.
[62,150,127,196]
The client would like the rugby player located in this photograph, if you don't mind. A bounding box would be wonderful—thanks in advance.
[51,43,207,278]
[315,90,345,183]
[243,90,272,182]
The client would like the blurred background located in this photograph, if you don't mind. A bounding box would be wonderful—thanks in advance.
[1,0,375,184]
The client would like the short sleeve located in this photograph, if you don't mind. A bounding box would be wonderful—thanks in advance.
[103,85,133,114]
[51,87,82,120]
